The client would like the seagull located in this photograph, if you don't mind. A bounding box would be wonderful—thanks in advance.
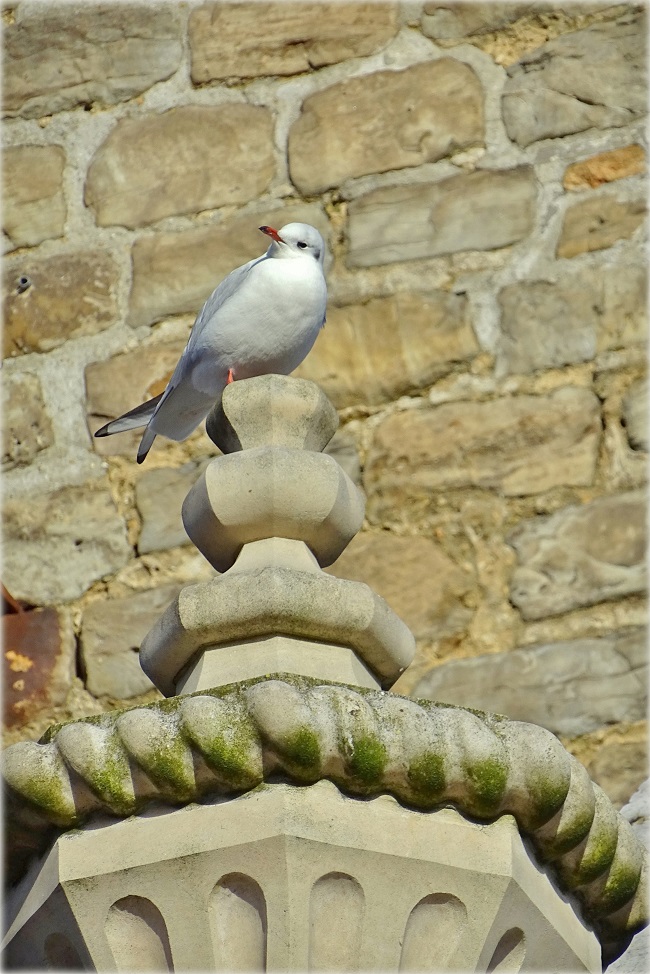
[95,223,327,463]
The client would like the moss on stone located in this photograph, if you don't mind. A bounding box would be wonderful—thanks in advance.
[85,740,136,815]
[597,860,643,916]
[144,736,195,801]
[540,805,595,861]
[198,723,260,788]
[574,825,619,885]
[281,726,321,773]
[17,770,76,827]
[348,734,387,786]
[524,772,570,829]
[465,757,508,815]
[407,752,446,801]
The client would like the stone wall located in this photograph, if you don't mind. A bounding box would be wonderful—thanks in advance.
[2,2,647,808]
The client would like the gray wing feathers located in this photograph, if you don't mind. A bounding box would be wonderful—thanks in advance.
[189,257,261,346]
[94,393,163,436]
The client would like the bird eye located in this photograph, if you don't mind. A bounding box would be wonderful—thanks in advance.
[297,241,308,249]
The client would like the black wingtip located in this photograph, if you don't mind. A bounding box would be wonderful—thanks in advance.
[94,425,109,438]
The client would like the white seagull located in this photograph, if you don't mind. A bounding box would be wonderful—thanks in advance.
[95,223,327,463]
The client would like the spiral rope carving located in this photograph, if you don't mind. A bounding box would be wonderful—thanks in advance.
[4,676,646,956]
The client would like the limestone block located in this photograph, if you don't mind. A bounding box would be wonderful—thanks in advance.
[128,202,329,327]
[136,459,212,554]
[623,378,648,452]
[3,783,602,972]
[421,2,532,39]
[508,491,647,620]
[3,607,75,729]
[557,195,646,259]
[4,251,119,358]
[80,587,181,699]
[294,291,478,407]
[347,167,536,267]
[205,374,339,454]
[3,3,183,119]
[414,627,647,736]
[597,264,647,352]
[588,740,648,811]
[183,450,365,571]
[2,146,65,251]
[3,483,131,604]
[176,634,380,694]
[563,145,646,191]
[85,105,274,229]
[497,264,647,374]
[327,532,474,642]
[2,371,53,469]
[189,2,398,81]
[364,387,600,500]
[85,340,186,456]
[288,60,484,194]
[140,539,415,694]
[502,11,646,147]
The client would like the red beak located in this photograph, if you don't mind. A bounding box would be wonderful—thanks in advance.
[259,225,284,244]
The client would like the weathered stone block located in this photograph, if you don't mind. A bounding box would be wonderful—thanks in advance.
[563,145,646,191]
[347,167,535,267]
[3,607,75,729]
[80,587,181,699]
[364,387,600,500]
[421,2,532,39]
[3,3,183,119]
[4,252,119,358]
[289,59,484,194]
[503,11,646,147]
[3,483,131,604]
[85,341,186,456]
[2,145,66,251]
[128,204,329,327]
[189,1,398,81]
[557,195,646,259]
[327,532,474,642]
[2,371,53,469]
[414,628,647,737]
[85,105,274,229]
[588,738,648,810]
[508,490,647,620]
[295,291,478,407]
[622,378,648,452]
[497,264,647,374]
[136,459,212,555]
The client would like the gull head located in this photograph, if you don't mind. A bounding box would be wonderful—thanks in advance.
[259,223,325,266]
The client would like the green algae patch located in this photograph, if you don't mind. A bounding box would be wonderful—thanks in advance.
[538,804,595,862]
[84,739,136,816]
[521,771,571,831]
[573,825,619,886]
[142,736,195,802]
[407,752,446,803]
[13,770,77,828]
[280,727,322,778]
[596,860,643,918]
[348,734,387,786]
[464,757,508,816]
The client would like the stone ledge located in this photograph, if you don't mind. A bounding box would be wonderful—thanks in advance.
[3,675,646,960]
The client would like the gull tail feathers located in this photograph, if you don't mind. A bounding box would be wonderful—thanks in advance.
[94,394,164,437]
[137,427,157,465]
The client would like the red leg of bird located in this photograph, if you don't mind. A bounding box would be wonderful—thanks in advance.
[227,368,234,384]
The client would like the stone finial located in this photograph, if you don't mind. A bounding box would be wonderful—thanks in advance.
[139,375,415,696]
